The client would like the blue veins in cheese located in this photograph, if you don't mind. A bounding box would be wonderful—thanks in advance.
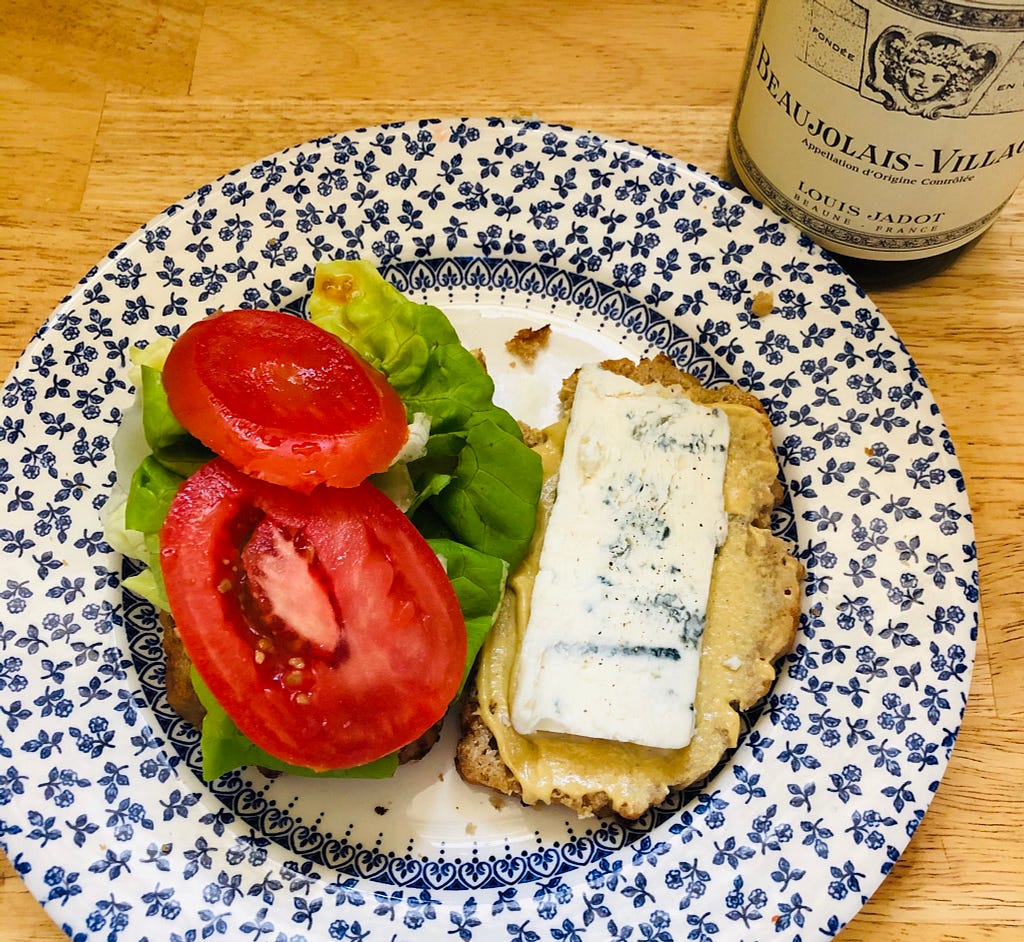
[510,364,731,750]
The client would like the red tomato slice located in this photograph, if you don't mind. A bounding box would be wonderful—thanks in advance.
[160,458,466,771]
[162,308,408,492]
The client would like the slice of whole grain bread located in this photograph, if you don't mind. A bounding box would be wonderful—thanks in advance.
[455,354,803,819]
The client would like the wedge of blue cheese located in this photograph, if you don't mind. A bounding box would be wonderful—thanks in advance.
[509,364,730,750]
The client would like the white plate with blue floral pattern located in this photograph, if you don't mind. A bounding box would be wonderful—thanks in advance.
[0,117,977,941]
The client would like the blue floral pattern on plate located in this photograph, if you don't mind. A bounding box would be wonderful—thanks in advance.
[0,117,976,941]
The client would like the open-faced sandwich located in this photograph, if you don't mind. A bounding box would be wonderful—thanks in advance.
[456,354,804,819]
[106,255,801,809]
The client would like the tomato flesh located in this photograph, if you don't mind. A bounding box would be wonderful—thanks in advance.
[162,308,408,492]
[240,517,343,658]
[160,458,466,771]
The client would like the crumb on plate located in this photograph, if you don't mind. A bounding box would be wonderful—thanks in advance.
[751,291,775,317]
[506,324,551,364]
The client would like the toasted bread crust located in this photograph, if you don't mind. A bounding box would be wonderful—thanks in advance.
[457,691,625,818]
[456,354,803,819]
[162,611,207,730]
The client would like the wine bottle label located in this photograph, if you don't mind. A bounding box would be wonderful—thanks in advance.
[729,0,1024,260]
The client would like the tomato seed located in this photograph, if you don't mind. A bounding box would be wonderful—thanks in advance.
[284,671,304,687]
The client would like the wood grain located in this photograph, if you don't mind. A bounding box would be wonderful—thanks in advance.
[2,2,1023,940]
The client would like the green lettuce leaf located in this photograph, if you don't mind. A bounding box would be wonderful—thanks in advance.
[125,455,185,535]
[428,538,508,694]
[119,455,183,613]
[308,258,542,571]
[423,415,542,567]
[121,562,170,613]
[140,365,213,477]
[308,259,518,435]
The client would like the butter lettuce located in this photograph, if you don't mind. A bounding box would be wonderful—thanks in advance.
[139,365,213,477]
[308,259,521,437]
[428,539,508,694]
[125,456,185,535]
[308,258,542,571]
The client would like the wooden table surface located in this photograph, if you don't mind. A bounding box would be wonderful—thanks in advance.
[2,2,1022,940]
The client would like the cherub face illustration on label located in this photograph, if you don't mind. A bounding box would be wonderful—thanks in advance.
[867,26,998,118]
[905,61,953,102]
